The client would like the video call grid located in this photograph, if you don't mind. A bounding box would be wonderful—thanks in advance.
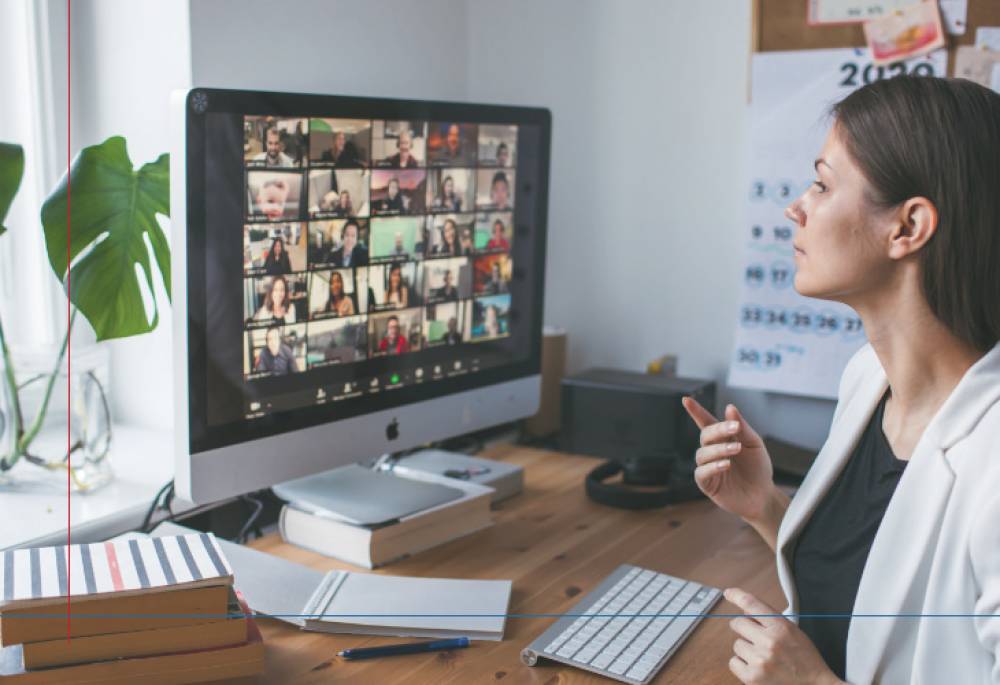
[241,116,518,380]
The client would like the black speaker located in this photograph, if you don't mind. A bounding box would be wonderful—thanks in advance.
[560,369,716,509]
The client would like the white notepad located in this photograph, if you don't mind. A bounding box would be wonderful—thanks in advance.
[300,570,511,641]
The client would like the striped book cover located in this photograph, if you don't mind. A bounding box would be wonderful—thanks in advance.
[0,533,233,611]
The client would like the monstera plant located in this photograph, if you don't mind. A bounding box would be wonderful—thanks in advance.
[0,137,169,483]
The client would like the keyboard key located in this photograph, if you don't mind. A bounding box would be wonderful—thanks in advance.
[627,663,655,681]
[609,658,631,675]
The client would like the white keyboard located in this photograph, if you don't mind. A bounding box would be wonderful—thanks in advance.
[521,564,721,684]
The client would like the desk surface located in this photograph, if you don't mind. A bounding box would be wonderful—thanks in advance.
[242,445,782,684]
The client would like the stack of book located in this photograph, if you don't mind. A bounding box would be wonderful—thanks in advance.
[279,465,496,568]
[0,533,264,684]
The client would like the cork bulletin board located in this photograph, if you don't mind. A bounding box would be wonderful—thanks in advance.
[752,0,1000,73]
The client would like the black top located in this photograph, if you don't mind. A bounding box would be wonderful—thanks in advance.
[791,391,907,680]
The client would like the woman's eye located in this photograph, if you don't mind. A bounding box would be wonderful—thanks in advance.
[812,180,828,193]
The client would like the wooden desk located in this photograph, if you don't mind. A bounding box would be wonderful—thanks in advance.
[243,445,782,684]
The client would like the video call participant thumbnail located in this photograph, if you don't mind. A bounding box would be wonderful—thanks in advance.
[245,324,307,378]
[370,308,423,356]
[370,217,423,262]
[372,121,426,168]
[305,316,369,368]
[308,169,371,219]
[427,214,475,256]
[474,212,513,252]
[245,116,308,168]
[309,219,370,268]
[423,257,471,304]
[244,223,307,276]
[477,125,517,167]
[368,262,421,311]
[427,168,475,213]
[247,171,305,222]
[308,268,360,319]
[471,294,511,340]
[427,122,478,167]
[474,253,512,295]
[423,301,469,347]
[475,169,515,211]
[245,273,308,326]
[309,118,371,168]
[371,170,427,216]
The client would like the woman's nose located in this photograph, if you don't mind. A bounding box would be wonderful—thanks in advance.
[784,201,805,226]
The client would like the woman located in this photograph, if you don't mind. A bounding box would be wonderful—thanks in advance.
[483,305,500,337]
[433,175,462,212]
[682,76,1000,684]
[334,190,353,217]
[434,218,460,256]
[385,263,409,309]
[262,236,292,275]
[254,274,296,324]
[322,271,355,317]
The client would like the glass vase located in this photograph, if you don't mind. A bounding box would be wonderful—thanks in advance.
[0,343,113,492]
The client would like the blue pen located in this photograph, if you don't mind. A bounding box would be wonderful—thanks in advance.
[337,637,470,660]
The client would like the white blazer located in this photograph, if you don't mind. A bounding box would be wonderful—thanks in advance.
[775,342,1000,684]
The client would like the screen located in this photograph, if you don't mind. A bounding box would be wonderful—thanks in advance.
[183,90,549,454]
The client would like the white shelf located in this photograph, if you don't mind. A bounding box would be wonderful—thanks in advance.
[0,425,179,550]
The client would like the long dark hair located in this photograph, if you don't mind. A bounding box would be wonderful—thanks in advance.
[441,218,458,252]
[387,263,404,297]
[265,275,290,312]
[832,76,1000,352]
[264,237,288,268]
[326,271,347,311]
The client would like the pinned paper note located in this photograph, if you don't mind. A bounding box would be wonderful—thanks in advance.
[976,27,1000,52]
[863,1,946,66]
[937,0,967,36]
[808,0,965,34]
[954,46,1000,90]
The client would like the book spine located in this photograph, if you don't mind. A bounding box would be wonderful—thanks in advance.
[371,519,494,567]
[279,506,375,568]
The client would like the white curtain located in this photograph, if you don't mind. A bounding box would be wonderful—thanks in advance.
[0,0,68,347]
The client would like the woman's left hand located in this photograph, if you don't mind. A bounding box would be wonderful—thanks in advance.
[725,588,844,685]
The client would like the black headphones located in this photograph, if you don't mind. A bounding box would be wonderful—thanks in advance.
[585,451,704,510]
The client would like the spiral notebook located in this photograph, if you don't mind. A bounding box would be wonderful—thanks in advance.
[300,570,511,641]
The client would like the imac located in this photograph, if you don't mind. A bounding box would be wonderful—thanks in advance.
[170,89,551,504]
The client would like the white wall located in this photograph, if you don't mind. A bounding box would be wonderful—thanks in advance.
[67,0,836,447]
[70,0,192,429]
[189,0,469,99]
[464,0,836,448]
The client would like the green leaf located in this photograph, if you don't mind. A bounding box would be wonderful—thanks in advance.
[40,136,170,341]
[0,143,25,236]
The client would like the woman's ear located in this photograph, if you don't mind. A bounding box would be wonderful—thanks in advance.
[888,196,937,260]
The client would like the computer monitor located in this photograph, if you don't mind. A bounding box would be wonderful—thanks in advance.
[170,88,551,504]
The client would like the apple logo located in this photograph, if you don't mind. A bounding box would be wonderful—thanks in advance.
[386,418,400,441]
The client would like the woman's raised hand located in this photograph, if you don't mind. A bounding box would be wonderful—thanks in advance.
[681,397,776,523]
